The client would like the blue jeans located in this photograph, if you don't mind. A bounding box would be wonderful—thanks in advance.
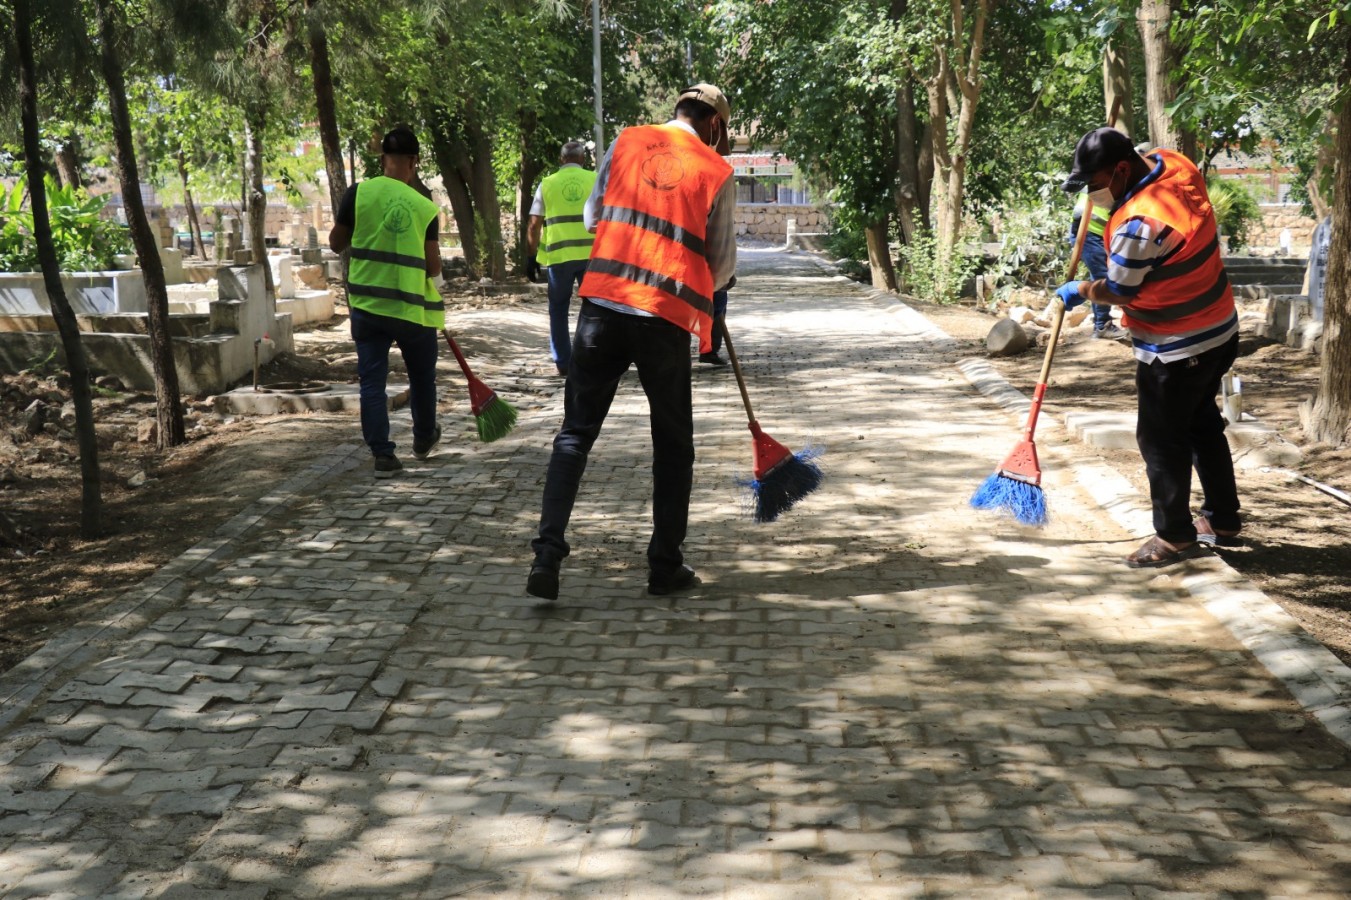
[709,290,729,353]
[532,300,694,576]
[546,259,589,371]
[351,306,439,457]
[1080,235,1113,330]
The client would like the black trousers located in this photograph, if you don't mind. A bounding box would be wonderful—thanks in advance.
[531,301,694,576]
[1135,332,1241,543]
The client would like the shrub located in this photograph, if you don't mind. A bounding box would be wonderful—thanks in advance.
[1206,177,1261,252]
[0,174,130,272]
[897,228,981,305]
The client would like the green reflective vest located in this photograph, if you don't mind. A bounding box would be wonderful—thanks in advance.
[1073,194,1110,237]
[347,176,444,329]
[538,166,597,267]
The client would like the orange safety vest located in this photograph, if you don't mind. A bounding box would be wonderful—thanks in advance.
[579,124,733,353]
[1107,148,1235,334]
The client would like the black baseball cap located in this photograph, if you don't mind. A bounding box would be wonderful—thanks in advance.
[1061,127,1136,192]
[381,126,419,156]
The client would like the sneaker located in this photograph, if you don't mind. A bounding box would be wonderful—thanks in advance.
[699,352,728,367]
[526,559,560,602]
[647,564,700,596]
[1093,323,1130,341]
[373,454,403,478]
[413,424,442,460]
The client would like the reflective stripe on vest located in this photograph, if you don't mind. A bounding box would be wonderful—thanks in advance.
[347,176,445,329]
[1108,149,1234,333]
[538,167,597,266]
[578,124,732,352]
[1073,195,1109,237]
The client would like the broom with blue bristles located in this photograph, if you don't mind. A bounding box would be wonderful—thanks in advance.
[969,199,1094,527]
[719,319,823,523]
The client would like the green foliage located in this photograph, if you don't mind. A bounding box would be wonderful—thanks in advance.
[0,174,130,272]
[898,228,982,305]
[986,187,1075,300]
[821,225,868,263]
[1206,177,1262,252]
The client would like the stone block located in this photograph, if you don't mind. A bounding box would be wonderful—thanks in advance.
[985,317,1029,356]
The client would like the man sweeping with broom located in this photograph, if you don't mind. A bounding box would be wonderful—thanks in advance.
[526,83,737,602]
[1055,127,1242,568]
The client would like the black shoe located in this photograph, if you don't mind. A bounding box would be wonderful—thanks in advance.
[699,352,728,367]
[647,564,700,596]
[413,424,442,460]
[526,560,560,602]
[373,454,403,478]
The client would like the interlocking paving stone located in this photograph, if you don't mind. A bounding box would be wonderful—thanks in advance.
[0,250,1349,898]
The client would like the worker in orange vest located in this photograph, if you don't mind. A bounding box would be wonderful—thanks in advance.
[1057,127,1241,568]
[526,83,737,602]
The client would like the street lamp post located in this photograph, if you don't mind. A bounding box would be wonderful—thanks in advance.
[592,0,604,152]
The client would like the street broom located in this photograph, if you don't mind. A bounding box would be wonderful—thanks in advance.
[442,330,518,442]
[969,202,1094,527]
[719,319,823,523]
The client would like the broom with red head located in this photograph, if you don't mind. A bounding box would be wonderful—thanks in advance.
[442,330,518,442]
[719,319,823,523]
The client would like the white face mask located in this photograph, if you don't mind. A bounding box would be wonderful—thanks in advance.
[1087,186,1115,210]
[1087,165,1121,210]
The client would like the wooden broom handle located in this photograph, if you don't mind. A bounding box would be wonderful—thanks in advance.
[717,318,758,425]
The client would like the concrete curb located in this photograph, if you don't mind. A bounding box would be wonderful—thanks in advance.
[827,260,1351,751]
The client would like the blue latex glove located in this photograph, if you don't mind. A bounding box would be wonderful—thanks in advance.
[1055,281,1085,310]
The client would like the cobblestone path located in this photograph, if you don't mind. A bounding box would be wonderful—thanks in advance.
[1,249,1348,898]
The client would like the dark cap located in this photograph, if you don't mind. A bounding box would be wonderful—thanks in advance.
[381,126,419,156]
[1061,127,1136,192]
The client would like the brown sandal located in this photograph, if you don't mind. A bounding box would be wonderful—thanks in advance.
[1194,515,1243,547]
[1125,535,1207,569]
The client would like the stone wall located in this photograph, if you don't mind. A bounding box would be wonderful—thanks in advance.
[734,204,832,241]
[1246,204,1319,256]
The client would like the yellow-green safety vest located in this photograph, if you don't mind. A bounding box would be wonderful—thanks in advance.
[347,176,444,329]
[1073,194,1110,237]
[538,166,597,267]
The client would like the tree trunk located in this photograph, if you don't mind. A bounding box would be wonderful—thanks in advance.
[97,0,185,450]
[517,111,544,270]
[1103,39,1135,138]
[16,0,102,537]
[1136,0,1195,159]
[1307,36,1351,445]
[306,0,347,214]
[54,137,82,189]
[1308,107,1337,221]
[243,102,276,301]
[177,151,205,258]
[865,217,897,291]
[428,116,482,275]
[894,79,921,246]
[464,109,506,281]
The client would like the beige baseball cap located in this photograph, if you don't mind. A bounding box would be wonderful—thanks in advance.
[677,83,731,124]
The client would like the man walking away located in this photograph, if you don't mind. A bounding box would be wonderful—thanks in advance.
[329,126,445,478]
[527,141,597,377]
[526,83,737,602]
[1055,126,1242,567]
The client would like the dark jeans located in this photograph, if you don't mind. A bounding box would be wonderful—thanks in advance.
[1135,333,1241,543]
[546,259,589,371]
[532,300,694,575]
[1080,234,1113,330]
[709,290,729,354]
[351,306,439,458]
